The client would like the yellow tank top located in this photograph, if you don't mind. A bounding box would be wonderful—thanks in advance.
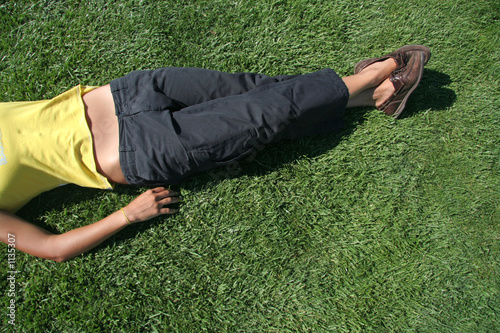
[0,85,113,213]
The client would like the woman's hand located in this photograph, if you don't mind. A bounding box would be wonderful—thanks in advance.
[0,187,180,261]
[122,187,180,223]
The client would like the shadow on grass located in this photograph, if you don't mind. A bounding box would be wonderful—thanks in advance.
[400,69,456,118]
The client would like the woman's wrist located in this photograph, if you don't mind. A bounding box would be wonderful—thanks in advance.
[120,208,132,225]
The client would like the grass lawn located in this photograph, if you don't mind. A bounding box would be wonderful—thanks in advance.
[1,0,499,331]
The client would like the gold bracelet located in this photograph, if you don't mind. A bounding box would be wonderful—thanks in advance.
[121,208,132,225]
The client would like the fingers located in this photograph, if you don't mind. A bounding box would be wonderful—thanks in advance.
[151,187,181,215]
[151,187,179,196]
[159,207,178,215]
[158,195,181,214]
[124,187,182,223]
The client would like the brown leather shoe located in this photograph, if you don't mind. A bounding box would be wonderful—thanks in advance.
[354,44,431,74]
[377,49,427,117]
[355,45,431,117]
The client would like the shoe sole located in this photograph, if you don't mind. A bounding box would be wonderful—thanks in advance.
[391,52,426,118]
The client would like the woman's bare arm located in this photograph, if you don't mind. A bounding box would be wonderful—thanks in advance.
[0,187,179,262]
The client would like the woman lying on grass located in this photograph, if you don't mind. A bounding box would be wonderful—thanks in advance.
[0,45,430,262]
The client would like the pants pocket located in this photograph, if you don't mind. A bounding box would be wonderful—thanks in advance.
[189,128,258,171]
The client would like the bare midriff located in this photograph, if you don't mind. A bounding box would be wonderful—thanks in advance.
[82,85,128,184]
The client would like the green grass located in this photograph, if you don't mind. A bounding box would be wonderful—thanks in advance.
[1,0,499,331]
